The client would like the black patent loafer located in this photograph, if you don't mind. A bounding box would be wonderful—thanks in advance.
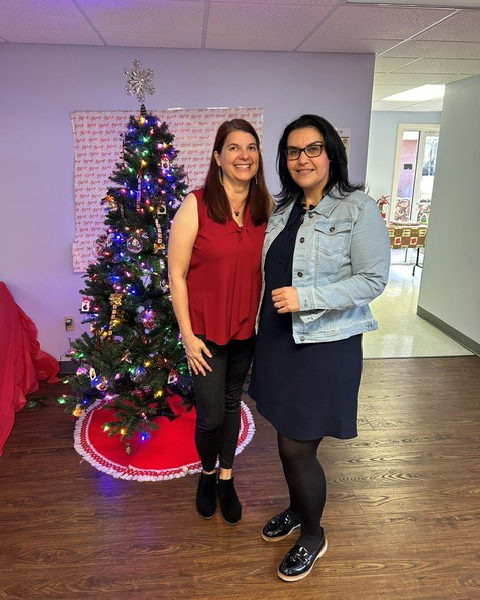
[261,510,301,542]
[277,537,328,582]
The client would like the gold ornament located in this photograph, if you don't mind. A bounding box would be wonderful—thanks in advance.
[108,293,123,337]
[153,217,165,253]
[73,404,85,417]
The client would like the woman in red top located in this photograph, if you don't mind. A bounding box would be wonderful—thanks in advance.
[168,120,271,524]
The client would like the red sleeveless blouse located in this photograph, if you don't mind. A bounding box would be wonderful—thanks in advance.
[186,189,267,345]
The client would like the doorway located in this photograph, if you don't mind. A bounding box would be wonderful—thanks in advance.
[390,124,440,225]
[388,124,440,269]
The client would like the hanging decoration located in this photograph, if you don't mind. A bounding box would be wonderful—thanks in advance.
[126,235,143,254]
[108,293,123,337]
[153,218,165,253]
[80,297,91,313]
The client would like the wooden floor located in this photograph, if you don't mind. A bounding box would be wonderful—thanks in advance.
[1,356,479,600]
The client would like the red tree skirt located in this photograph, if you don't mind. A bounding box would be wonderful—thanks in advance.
[74,395,255,481]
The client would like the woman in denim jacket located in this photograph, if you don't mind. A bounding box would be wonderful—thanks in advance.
[248,114,390,582]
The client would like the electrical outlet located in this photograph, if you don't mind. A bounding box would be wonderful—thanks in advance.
[64,317,75,331]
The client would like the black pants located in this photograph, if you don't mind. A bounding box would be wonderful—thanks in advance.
[193,335,255,471]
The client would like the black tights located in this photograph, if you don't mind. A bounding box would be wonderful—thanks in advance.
[278,432,326,551]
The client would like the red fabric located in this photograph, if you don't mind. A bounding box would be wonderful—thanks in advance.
[186,189,266,345]
[0,282,60,455]
[75,395,255,479]
[84,396,198,471]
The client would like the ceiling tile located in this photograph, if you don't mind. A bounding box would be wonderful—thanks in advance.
[1,28,102,45]
[380,40,480,60]
[211,0,339,4]
[299,38,400,54]
[395,58,480,75]
[207,3,333,39]
[375,57,421,73]
[435,73,474,83]
[303,6,452,41]
[372,84,414,101]
[372,97,443,112]
[79,0,204,34]
[371,100,409,111]
[392,98,443,112]
[103,31,202,49]
[206,36,296,51]
[0,0,89,29]
[374,72,446,85]
[415,10,480,43]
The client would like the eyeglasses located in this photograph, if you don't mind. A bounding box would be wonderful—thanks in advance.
[285,144,324,160]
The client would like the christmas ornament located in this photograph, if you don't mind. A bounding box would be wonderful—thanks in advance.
[141,273,152,287]
[126,236,143,254]
[73,404,85,417]
[141,308,156,332]
[153,218,165,253]
[76,366,88,376]
[130,365,147,382]
[95,377,108,391]
[136,174,142,212]
[108,293,123,337]
[120,350,132,363]
[123,59,155,104]
[157,202,167,216]
[89,367,96,380]
[161,157,170,170]
[80,297,91,313]
[167,370,178,384]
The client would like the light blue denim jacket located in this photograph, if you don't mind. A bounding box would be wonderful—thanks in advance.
[255,186,391,343]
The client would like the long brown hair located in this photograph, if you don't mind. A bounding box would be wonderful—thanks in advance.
[203,119,270,226]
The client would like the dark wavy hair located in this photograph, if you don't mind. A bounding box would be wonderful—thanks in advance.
[203,119,270,225]
[276,114,364,208]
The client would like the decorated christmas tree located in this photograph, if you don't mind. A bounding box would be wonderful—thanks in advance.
[60,61,192,451]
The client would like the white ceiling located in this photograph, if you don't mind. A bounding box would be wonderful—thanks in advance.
[1,0,480,112]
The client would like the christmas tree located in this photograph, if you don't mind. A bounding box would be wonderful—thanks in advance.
[60,61,193,451]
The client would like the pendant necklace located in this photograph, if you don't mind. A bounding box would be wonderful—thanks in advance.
[231,200,246,217]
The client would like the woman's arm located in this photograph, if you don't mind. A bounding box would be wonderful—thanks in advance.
[273,199,390,315]
[168,193,212,375]
[296,198,390,313]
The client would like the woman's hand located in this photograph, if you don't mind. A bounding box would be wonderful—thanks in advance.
[272,287,299,314]
[183,334,213,376]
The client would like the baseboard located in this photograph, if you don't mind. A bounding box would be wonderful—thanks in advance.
[416,306,480,357]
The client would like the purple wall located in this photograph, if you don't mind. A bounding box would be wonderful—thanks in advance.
[0,44,374,358]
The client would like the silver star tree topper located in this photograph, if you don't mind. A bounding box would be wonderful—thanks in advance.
[124,59,155,104]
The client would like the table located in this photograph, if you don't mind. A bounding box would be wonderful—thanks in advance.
[387,223,428,275]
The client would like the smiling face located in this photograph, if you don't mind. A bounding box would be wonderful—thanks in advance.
[286,127,330,198]
[214,130,259,186]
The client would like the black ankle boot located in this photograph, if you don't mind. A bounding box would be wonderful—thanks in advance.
[217,477,242,525]
[196,472,217,519]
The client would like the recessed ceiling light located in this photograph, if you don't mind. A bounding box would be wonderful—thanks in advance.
[384,85,445,101]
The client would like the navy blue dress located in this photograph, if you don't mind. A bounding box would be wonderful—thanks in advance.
[248,202,362,441]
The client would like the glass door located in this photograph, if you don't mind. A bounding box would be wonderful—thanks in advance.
[391,125,440,224]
